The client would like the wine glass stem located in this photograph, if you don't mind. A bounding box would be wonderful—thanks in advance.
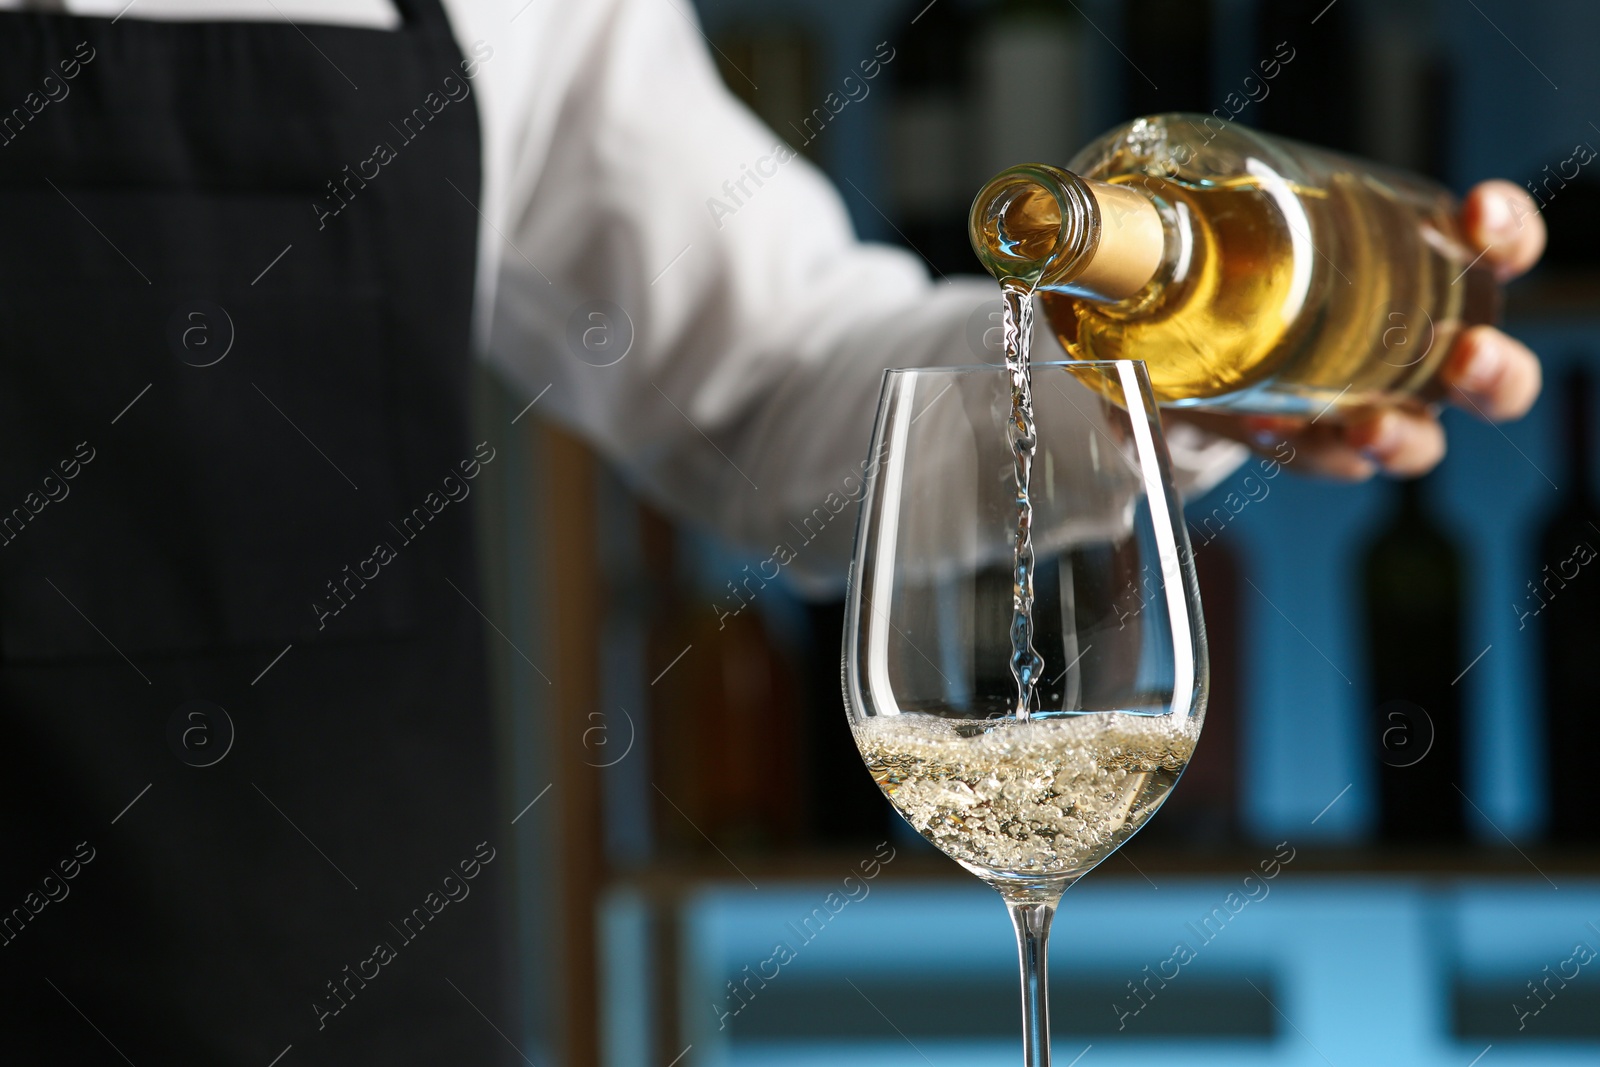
[1006,899,1056,1067]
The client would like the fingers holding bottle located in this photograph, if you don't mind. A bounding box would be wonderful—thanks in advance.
[1460,180,1547,281]
[1439,324,1543,422]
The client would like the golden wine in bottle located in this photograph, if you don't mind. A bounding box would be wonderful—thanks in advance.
[969,113,1500,414]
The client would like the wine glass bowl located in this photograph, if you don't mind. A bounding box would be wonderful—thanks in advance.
[842,360,1208,1064]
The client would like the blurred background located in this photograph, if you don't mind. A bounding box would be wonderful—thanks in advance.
[487,0,1600,1063]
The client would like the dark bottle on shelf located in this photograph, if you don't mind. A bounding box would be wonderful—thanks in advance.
[801,599,899,844]
[1361,473,1467,842]
[642,509,805,856]
[1357,0,1452,182]
[1176,537,1241,838]
[1135,535,1240,844]
[1537,175,1600,273]
[1253,0,1358,153]
[972,0,1085,182]
[710,23,819,160]
[1538,366,1600,842]
[882,0,977,275]
[1122,0,1214,118]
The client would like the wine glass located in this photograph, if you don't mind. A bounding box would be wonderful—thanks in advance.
[843,360,1207,1066]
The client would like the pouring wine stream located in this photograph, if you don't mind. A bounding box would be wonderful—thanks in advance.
[1002,280,1045,720]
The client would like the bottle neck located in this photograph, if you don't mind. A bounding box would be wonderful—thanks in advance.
[1398,476,1427,520]
[969,165,1165,300]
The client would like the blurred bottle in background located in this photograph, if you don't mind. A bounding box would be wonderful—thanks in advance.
[801,599,900,844]
[1536,173,1600,277]
[1145,537,1240,843]
[712,21,821,160]
[1253,0,1358,152]
[1358,0,1452,181]
[1537,365,1600,843]
[884,0,977,275]
[643,509,806,855]
[1123,0,1213,117]
[884,0,1086,277]
[1361,473,1467,842]
[973,0,1085,180]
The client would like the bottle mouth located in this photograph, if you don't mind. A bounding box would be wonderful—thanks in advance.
[969,164,1097,288]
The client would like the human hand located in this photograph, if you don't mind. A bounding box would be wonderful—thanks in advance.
[1170,180,1546,479]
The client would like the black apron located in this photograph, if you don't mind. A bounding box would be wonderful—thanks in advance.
[0,3,518,1063]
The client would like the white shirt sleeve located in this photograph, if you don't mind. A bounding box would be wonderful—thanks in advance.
[476,0,1244,589]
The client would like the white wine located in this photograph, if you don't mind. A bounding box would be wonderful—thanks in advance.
[854,712,1197,883]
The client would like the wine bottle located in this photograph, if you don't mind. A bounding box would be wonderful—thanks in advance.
[1537,366,1600,842]
[967,113,1501,414]
[1361,473,1466,843]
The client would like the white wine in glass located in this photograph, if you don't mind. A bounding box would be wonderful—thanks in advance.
[844,360,1207,1065]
